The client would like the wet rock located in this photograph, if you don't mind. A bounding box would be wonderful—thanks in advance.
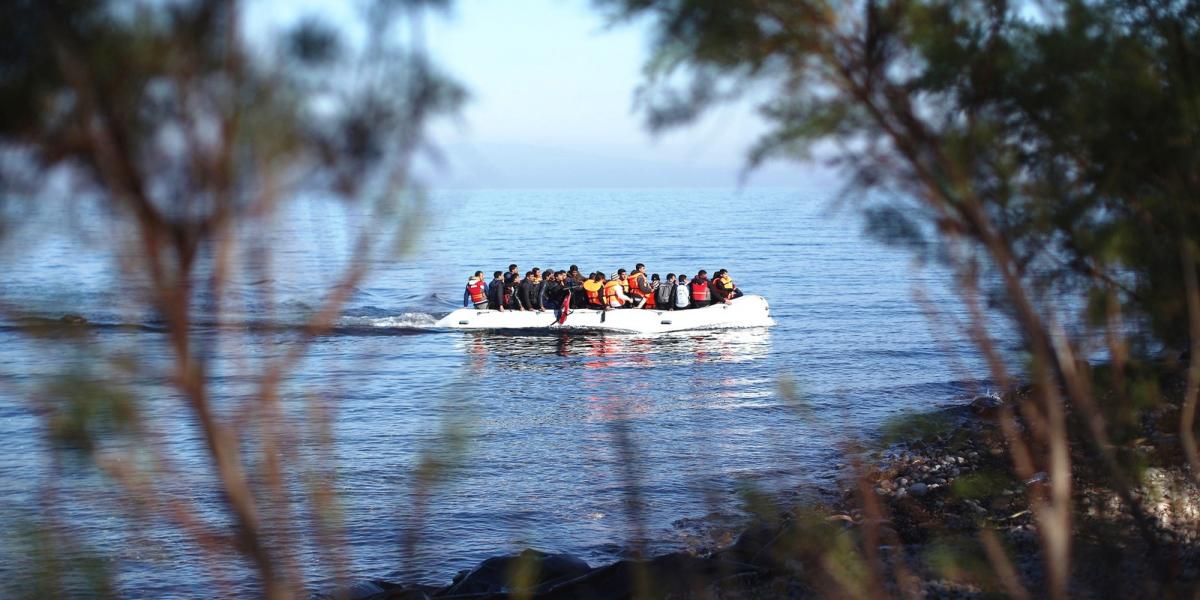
[439,549,591,596]
[355,582,436,600]
[908,482,929,497]
[542,552,759,600]
[970,394,1004,417]
[60,313,88,324]
[317,580,390,600]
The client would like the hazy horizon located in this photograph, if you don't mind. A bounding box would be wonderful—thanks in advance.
[242,0,829,189]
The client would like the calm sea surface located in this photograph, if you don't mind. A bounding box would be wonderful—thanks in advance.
[0,188,1005,596]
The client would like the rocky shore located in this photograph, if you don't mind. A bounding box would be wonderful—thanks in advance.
[340,374,1200,599]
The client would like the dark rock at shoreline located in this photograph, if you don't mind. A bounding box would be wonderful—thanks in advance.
[59,313,88,324]
[322,580,438,600]
[969,393,1003,417]
[438,549,591,596]
[357,550,765,600]
[356,374,1200,599]
[538,552,763,600]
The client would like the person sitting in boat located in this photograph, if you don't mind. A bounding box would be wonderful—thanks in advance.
[464,271,488,308]
[643,273,661,309]
[708,268,724,303]
[528,268,544,310]
[517,271,539,311]
[487,271,505,311]
[537,266,555,309]
[503,273,523,310]
[690,270,712,308]
[655,273,676,310]
[604,272,631,308]
[675,274,692,310]
[545,271,573,316]
[567,265,588,308]
[627,263,652,308]
[504,263,520,287]
[582,272,606,309]
[615,268,629,294]
[712,269,742,303]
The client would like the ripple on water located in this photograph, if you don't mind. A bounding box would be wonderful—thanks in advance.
[0,189,1006,596]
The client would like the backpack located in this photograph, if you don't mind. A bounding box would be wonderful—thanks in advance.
[655,282,673,305]
[675,283,690,307]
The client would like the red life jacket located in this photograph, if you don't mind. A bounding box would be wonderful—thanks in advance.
[628,272,647,297]
[690,279,710,301]
[466,278,487,304]
[643,285,657,309]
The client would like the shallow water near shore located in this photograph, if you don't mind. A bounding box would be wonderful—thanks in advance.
[0,188,1007,595]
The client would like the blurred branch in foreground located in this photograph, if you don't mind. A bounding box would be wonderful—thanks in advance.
[597,0,1200,597]
[0,0,461,597]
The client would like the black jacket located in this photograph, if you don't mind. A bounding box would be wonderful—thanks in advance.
[544,280,570,307]
[517,279,536,310]
[486,278,504,310]
[535,277,549,307]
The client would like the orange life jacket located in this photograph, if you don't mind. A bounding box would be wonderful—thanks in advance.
[604,280,624,306]
[643,285,657,309]
[628,272,647,298]
[690,279,710,301]
[583,279,603,304]
[466,278,486,304]
[620,276,630,293]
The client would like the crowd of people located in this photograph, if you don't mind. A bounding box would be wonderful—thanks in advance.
[463,263,744,312]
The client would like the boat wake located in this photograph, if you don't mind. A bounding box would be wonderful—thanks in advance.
[1,295,775,337]
[336,312,442,332]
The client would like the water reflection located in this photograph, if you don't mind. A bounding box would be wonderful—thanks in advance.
[453,328,772,370]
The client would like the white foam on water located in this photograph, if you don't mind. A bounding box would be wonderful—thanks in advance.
[342,312,441,329]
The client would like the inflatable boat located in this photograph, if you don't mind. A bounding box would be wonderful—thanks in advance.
[434,294,775,334]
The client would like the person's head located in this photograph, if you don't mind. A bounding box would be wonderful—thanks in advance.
[557,271,567,281]
[635,263,645,273]
[651,273,660,281]
[679,274,688,283]
[569,264,579,273]
[525,271,533,279]
[617,268,627,277]
[532,268,540,277]
[697,269,707,278]
[508,264,518,273]
[493,270,503,279]
[474,270,483,278]
[592,272,602,281]
[666,273,676,282]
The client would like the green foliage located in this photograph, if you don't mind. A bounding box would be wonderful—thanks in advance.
[43,370,140,461]
[0,0,465,234]
[923,535,1001,593]
[951,469,1014,501]
[599,0,1200,351]
[3,521,116,599]
[879,409,956,446]
[0,1,463,596]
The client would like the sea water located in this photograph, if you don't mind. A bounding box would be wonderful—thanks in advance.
[0,188,1004,596]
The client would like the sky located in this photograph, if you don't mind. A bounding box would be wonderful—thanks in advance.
[422,0,823,188]
[250,0,830,189]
